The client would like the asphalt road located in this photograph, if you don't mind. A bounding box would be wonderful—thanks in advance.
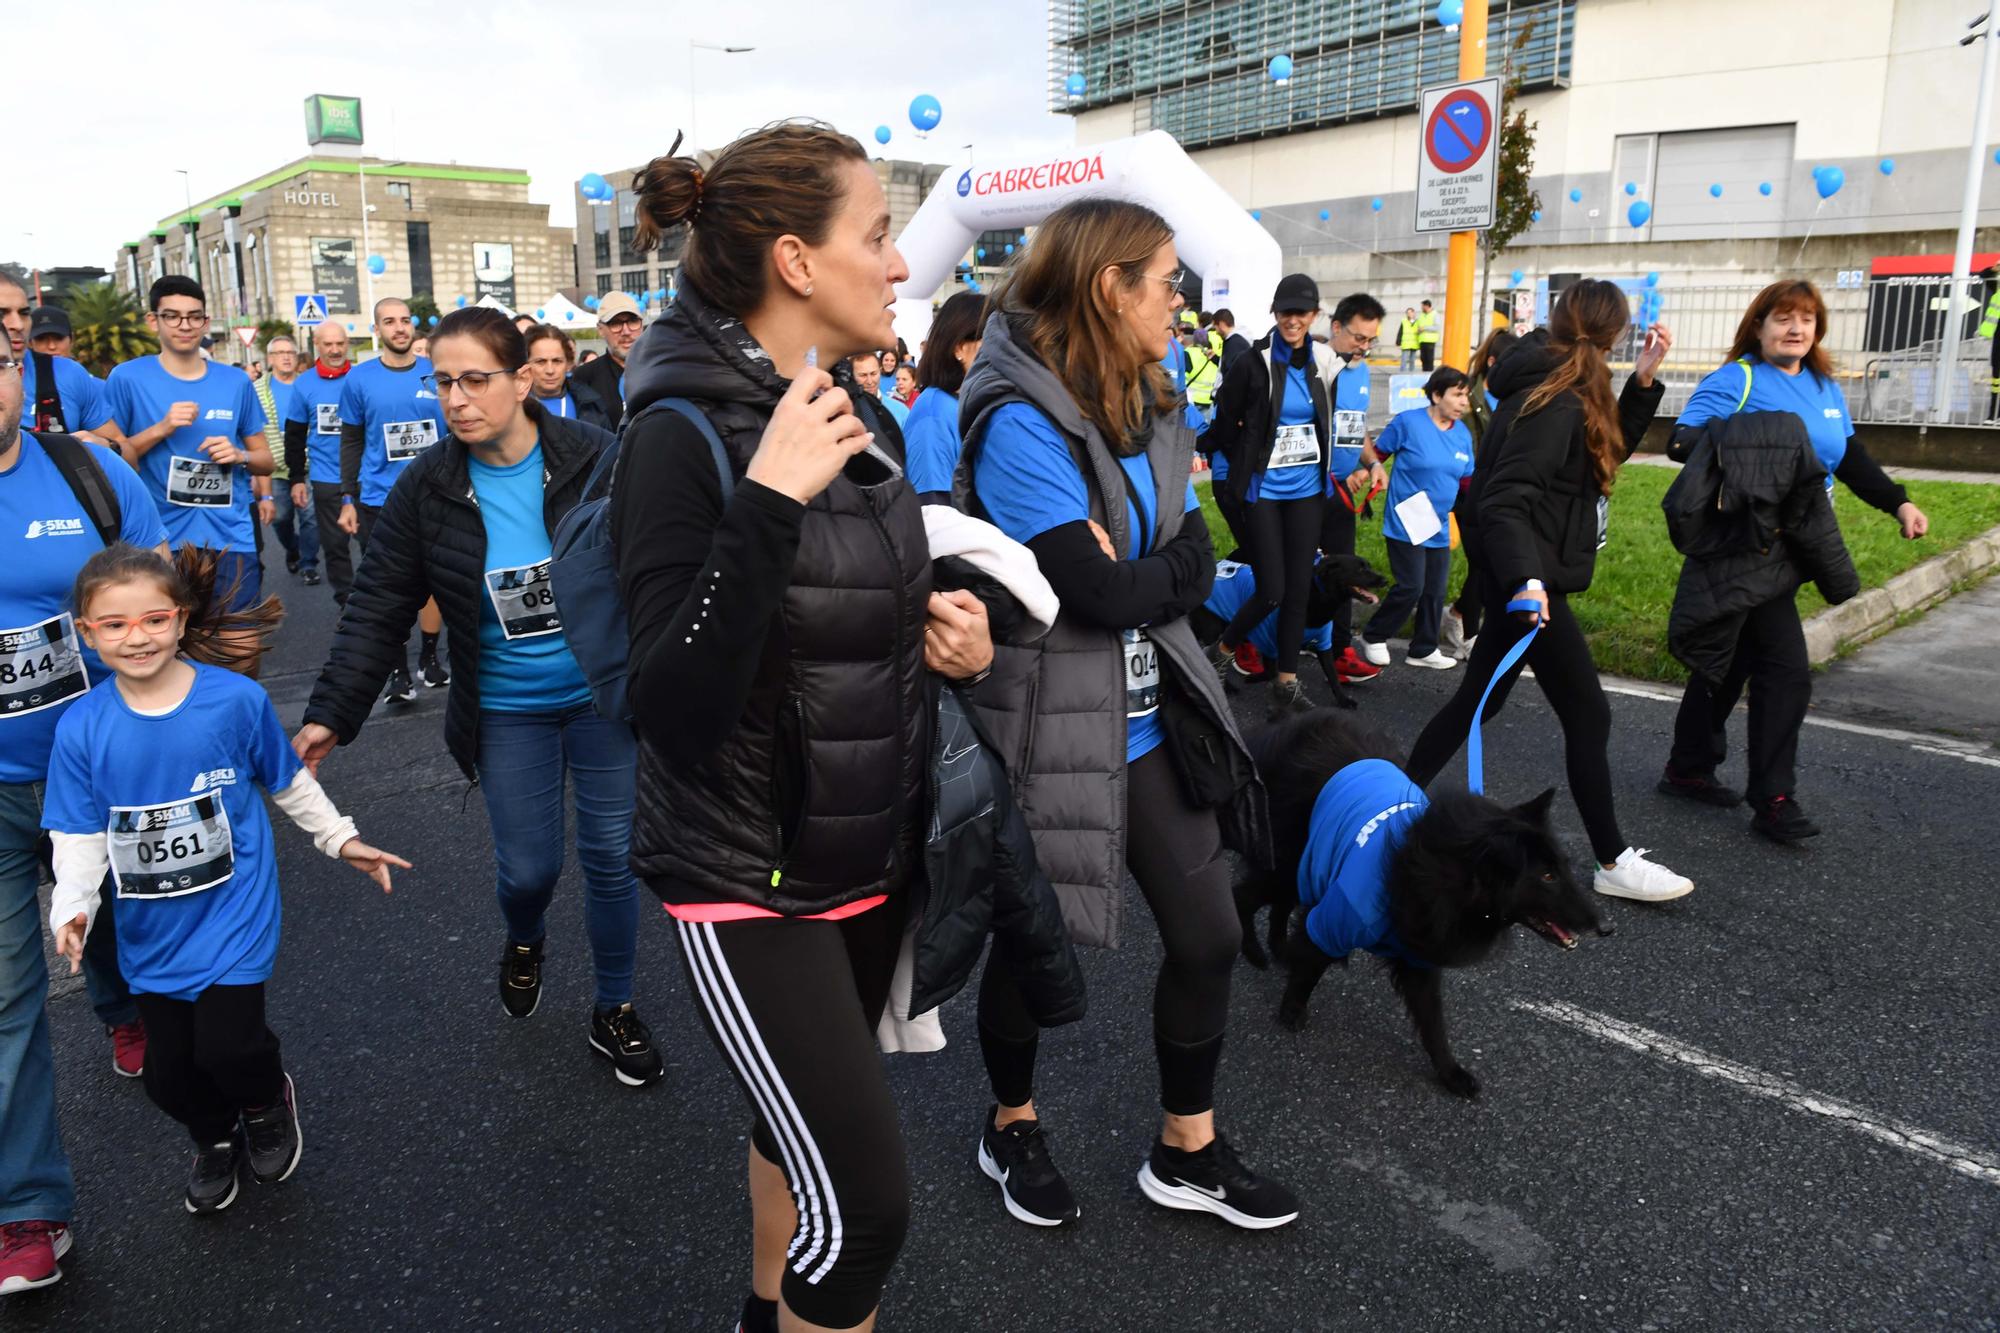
[16,535,1999,1333]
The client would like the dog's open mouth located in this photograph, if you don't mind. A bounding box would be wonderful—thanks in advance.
[1523,917,1580,949]
[1350,584,1381,605]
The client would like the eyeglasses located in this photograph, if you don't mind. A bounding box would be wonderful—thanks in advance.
[153,310,210,327]
[1134,266,1187,296]
[423,370,510,394]
[1333,324,1378,350]
[0,356,19,375]
[79,609,180,641]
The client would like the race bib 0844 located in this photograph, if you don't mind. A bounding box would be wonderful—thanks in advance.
[0,614,88,717]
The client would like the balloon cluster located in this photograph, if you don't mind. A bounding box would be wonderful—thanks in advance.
[580,172,613,202]
[585,295,601,311]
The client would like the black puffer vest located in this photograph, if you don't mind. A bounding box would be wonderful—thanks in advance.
[620,290,934,912]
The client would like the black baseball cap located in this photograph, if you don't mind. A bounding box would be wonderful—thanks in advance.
[1271,273,1321,314]
[28,307,70,340]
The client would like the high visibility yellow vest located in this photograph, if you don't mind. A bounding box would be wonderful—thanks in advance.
[1185,344,1220,405]
[1978,288,2000,340]
[1417,310,1440,344]
[1397,318,1421,350]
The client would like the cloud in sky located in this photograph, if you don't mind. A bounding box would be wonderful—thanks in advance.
[13,0,1078,269]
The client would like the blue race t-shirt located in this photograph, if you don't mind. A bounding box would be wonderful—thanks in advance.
[283,368,350,487]
[1678,356,1852,488]
[42,663,303,1001]
[1251,346,1322,502]
[1161,347,1206,434]
[1376,407,1475,548]
[876,391,910,428]
[467,443,591,713]
[972,402,1198,764]
[0,433,166,784]
[339,357,446,507]
[536,392,575,420]
[1297,758,1432,965]
[103,356,265,552]
[22,354,113,434]
[1329,356,1373,481]
[1203,557,1334,660]
[902,387,961,495]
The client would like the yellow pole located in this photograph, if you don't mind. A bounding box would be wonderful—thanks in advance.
[1442,0,1489,371]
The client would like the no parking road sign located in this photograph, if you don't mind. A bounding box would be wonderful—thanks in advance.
[1415,76,1500,234]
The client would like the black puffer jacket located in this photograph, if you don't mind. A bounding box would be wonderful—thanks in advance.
[302,410,614,778]
[1201,333,1331,505]
[1466,330,1665,594]
[1662,412,1859,686]
[610,285,933,915]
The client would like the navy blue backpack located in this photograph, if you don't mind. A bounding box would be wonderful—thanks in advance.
[549,398,732,722]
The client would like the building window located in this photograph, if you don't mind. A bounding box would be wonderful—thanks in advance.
[386,181,412,208]
[619,268,647,295]
[595,272,614,296]
[654,265,678,296]
[594,231,611,267]
[405,221,433,297]
[618,225,641,265]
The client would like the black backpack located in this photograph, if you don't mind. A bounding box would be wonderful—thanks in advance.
[36,432,123,547]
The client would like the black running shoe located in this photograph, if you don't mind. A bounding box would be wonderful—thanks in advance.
[977,1110,1080,1226]
[1137,1134,1298,1230]
[383,665,416,704]
[419,651,449,689]
[1265,678,1313,721]
[1751,794,1821,845]
[589,1003,665,1087]
[184,1136,242,1215]
[499,939,543,1018]
[1657,764,1741,808]
[302,568,322,587]
[284,554,300,575]
[240,1072,302,1185]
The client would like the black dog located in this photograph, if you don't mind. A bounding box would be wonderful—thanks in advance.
[1190,552,1386,709]
[1234,709,1599,1098]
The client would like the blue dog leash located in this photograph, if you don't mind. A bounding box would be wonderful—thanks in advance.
[1464,598,1545,795]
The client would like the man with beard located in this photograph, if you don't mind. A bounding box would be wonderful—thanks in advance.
[570,292,641,431]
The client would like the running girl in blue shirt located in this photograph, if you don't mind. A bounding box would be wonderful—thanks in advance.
[1361,367,1476,669]
[42,544,406,1216]
[902,291,987,501]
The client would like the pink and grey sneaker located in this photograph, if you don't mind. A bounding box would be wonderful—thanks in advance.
[108,1019,146,1078]
[0,1221,72,1294]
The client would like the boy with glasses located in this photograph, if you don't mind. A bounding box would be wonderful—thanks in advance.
[1318,293,1388,685]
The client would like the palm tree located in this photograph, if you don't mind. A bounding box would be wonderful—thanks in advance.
[64,283,154,375]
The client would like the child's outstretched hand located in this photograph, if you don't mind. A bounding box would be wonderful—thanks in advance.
[338,838,412,892]
[54,913,88,974]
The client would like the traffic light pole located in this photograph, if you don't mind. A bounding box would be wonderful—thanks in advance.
[1442,0,1489,371]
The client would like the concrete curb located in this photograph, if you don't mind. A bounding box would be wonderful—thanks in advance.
[1803,523,2000,664]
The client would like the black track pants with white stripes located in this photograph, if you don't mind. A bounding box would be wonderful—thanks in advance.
[672,899,909,1330]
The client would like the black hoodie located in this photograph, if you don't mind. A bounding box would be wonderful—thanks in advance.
[609,285,933,914]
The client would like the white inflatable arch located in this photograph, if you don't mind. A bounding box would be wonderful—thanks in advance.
[892,130,1282,354]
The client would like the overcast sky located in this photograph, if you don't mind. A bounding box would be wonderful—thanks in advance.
[14,0,1076,270]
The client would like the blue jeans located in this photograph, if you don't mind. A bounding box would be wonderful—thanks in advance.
[271,482,319,572]
[211,548,263,613]
[82,887,134,1026]
[0,782,74,1225]
[476,704,640,1009]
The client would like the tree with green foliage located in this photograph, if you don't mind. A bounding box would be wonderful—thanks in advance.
[64,283,153,375]
[255,317,297,352]
[406,292,440,330]
[1480,24,1543,330]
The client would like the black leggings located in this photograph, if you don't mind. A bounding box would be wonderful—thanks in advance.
[1221,494,1324,675]
[1404,577,1628,865]
[133,983,284,1145]
[978,746,1241,1118]
[673,898,908,1330]
[1668,591,1810,805]
[1318,494,1359,653]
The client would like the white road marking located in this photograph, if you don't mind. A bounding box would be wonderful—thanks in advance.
[1514,999,2000,1189]
[1599,678,1999,766]
[1909,744,2000,768]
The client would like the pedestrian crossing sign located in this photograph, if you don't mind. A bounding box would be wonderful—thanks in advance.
[294,294,329,326]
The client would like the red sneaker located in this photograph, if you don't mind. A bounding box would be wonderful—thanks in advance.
[1231,642,1270,682]
[1335,647,1380,684]
[108,1019,145,1078]
[0,1221,70,1295]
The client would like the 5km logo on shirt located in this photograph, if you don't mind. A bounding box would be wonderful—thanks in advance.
[24,518,86,539]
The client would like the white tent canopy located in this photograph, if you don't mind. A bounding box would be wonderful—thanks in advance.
[892,130,1283,353]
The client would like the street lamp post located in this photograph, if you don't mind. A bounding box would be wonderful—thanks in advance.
[1933,7,1999,423]
[687,41,755,153]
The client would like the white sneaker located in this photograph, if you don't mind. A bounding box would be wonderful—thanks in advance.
[1437,609,1469,659]
[1593,848,1693,902]
[1361,640,1392,667]
[1406,650,1457,670]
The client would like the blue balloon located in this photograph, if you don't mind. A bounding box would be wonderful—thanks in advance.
[1251,210,1261,220]
[426,315,438,326]
[1645,271,1660,287]
[1319,209,1330,221]
[1004,243,1014,254]
[1759,181,1773,196]
[1709,183,1723,198]
[1065,73,1086,97]
[1815,165,1845,200]
[1268,54,1293,82]
[1627,199,1652,228]
[909,94,941,132]
[1509,268,1524,285]
[1530,209,1541,222]
[976,247,986,259]
[535,308,546,319]
[1435,0,1464,26]
[1993,148,2000,166]
[1623,181,1637,196]
[1370,197,1383,212]
[581,172,608,198]
[365,254,386,275]
[874,126,891,145]
[1568,187,1582,203]
[1879,157,1895,176]
[455,295,467,308]
[585,295,600,310]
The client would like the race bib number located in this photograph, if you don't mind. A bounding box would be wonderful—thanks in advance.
[1334,409,1368,451]
[484,560,561,639]
[1595,495,1610,551]
[315,401,341,435]
[167,455,230,507]
[107,794,235,899]
[1123,627,1160,720]
[383,419,438,462]
[0,614,88,717]
[1269,423,1320,470]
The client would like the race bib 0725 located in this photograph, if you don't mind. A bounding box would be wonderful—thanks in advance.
[107,794,235,899]
[0,614,88,717]
[167,455,230,507]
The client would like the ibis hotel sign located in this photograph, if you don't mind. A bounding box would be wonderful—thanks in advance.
[303,94,364,147]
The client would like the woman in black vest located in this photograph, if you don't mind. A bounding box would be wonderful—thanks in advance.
[611,123,991,1333]
[956,199,1292,1233]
